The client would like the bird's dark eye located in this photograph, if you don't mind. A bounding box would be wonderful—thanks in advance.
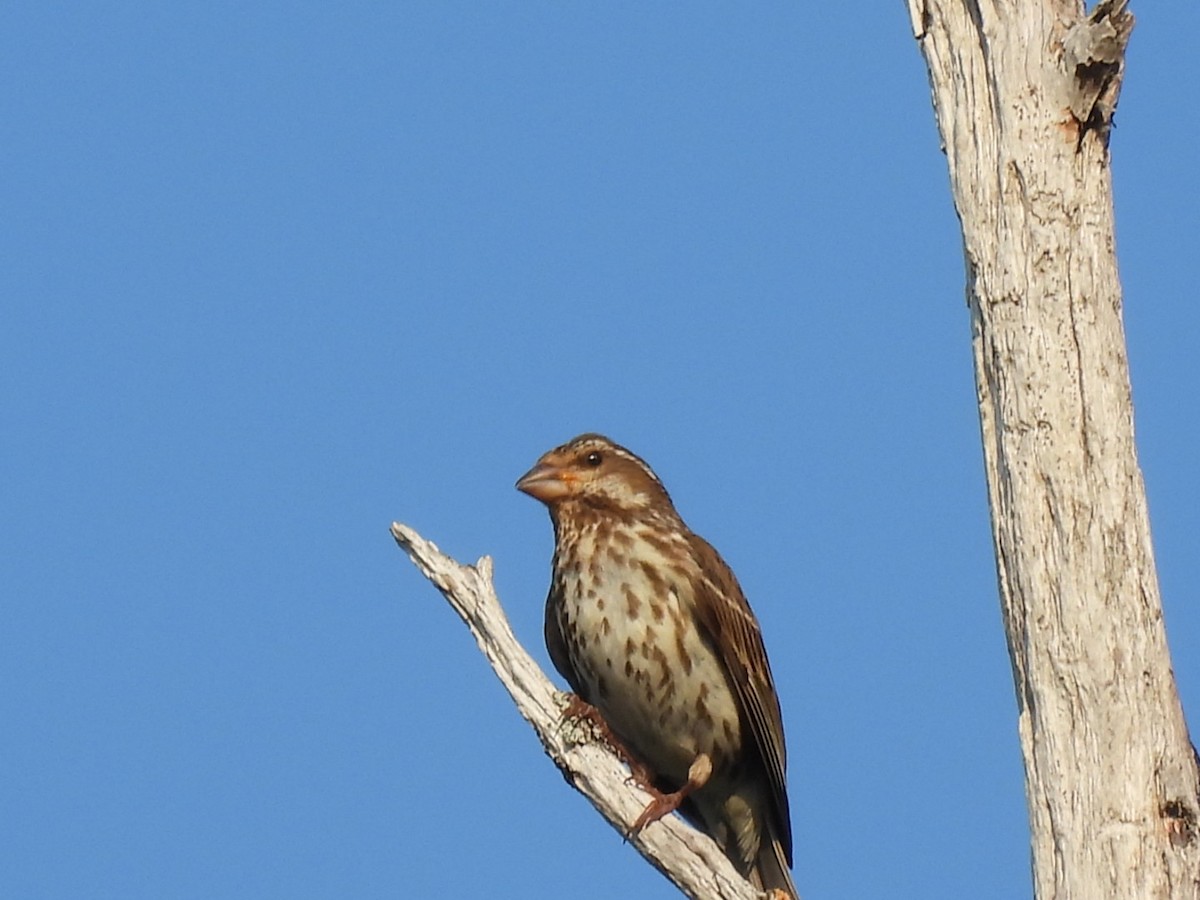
[584,451,603,467]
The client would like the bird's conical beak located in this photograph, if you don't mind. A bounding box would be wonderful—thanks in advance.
[516,461,571,503]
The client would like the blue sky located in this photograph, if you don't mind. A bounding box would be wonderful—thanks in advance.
[3,3,1197,898]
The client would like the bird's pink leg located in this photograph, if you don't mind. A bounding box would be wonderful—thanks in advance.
[627,752,713,837]
[561,695,712,836]
[560,694,658,787]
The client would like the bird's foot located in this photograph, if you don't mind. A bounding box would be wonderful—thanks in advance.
[559,694,646,774]
[625,753,713,839]
[560,694,615,745]
[559,692,604,729]
[558,695,667,808]
[626,786,688,838]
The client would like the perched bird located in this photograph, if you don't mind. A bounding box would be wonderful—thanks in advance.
[516,433,797,899]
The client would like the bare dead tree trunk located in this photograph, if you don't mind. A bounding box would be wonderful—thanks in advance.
[904,1,1200,897]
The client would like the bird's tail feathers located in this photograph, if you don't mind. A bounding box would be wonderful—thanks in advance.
[752,835,799,900]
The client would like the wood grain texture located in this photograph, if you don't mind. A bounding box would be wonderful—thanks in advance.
[905,1,1200,897]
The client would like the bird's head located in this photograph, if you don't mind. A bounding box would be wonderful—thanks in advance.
[516,433,673,514]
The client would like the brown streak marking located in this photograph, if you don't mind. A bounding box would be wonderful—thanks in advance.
[624,586,640,619]
[638,530,675,555]
[675,627,693,676]
[637,560,667,594]
[651,643,668,669]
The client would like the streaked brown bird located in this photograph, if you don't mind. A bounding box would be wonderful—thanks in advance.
[517,433,797,899]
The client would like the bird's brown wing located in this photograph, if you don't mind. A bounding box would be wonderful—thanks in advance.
[544,586,586,696]
[687,533,792,864]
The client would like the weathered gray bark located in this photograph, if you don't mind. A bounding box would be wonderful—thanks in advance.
[905,1,1200,897]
